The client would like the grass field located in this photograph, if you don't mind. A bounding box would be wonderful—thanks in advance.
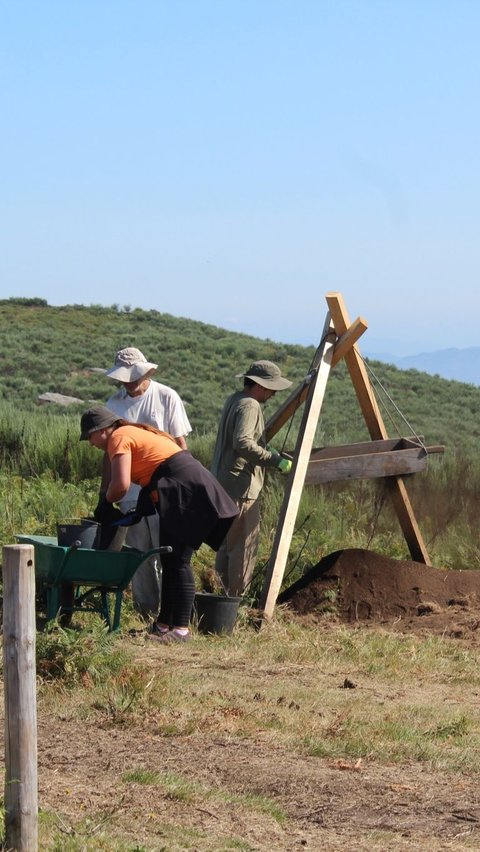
[1,605,479,850]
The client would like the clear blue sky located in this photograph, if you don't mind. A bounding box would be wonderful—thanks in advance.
[2,1,479,356]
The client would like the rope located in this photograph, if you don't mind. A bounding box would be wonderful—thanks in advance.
[360,356,427,453]
[241,512,315,596]
[365,482,388,549]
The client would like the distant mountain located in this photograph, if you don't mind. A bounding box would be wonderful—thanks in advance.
[365,347,480,386]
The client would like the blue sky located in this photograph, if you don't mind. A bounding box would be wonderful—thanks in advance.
[2,1,479,356]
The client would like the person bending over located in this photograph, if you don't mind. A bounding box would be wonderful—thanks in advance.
[81,405,238,643]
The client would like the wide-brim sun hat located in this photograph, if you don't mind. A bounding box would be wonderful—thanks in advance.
[236,360,292,391]
[106,347,158,382]
[80,406,120,440]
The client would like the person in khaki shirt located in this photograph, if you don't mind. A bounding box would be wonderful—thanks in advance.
[210,360,292,596]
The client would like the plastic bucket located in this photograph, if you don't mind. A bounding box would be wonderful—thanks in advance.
[57,518,128,551]
[93,523,127,552]
[57,519,99,548]
[194,592,241,635]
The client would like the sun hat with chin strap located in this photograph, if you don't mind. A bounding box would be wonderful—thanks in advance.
[235,360,292,391]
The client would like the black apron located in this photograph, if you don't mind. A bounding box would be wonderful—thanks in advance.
[118,451,239,552]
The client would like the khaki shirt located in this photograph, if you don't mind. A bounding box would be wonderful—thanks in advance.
[210,391,280,501]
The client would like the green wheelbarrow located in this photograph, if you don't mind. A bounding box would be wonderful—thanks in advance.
[16,535,171,631]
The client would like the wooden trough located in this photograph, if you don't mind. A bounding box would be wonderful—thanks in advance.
[301,437,444,486]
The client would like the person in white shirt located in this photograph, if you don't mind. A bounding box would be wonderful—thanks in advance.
[104,347,192,620]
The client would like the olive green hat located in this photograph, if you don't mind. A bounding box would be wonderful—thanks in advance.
[236,360,292,391]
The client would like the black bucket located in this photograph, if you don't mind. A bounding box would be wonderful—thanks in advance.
[93,523,127,552]
[56,519,127,551]
[194,592,241,635]
[57,519,98,548]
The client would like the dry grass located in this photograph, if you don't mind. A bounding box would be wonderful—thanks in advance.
[3,610,480,849]
[37,612,480,772]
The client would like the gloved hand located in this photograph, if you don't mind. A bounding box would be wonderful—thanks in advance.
[277,458,292,474]
[266,444,279,454]
[93,495,124,524]
[267,444,283,467]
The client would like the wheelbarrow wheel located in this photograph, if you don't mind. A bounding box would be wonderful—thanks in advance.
[59,582,75,627]
[35,579,48,613]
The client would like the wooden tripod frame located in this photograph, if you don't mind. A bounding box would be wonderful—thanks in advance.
[259,292,434,621]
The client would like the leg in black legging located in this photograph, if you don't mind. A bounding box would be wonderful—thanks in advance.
[157,535,195,629]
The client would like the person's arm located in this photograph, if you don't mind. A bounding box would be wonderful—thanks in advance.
[163,387,192,448]
[233,401,281,468]
[105,452,132,503]
[99,452,112,494]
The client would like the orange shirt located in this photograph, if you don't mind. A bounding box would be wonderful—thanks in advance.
[107,425,182,487]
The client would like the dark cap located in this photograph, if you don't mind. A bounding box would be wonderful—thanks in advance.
[235,360,292,391]
[80,406,120,440]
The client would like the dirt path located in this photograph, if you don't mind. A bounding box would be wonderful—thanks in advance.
[32,716,480,850]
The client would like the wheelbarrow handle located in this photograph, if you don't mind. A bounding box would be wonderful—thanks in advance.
[142,546,173,558]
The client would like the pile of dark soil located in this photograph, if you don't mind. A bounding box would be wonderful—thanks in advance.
[279,548,480,641]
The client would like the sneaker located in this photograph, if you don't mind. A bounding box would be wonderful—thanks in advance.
[149,622,169,637]
[155,629,191,644]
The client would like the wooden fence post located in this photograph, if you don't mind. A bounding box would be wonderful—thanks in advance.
[2,544,38,851]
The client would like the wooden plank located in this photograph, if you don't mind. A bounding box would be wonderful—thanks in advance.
[309,437,421,461]
[331,316,368,367]
[326,291,431,564]
[423,445,445,455]
[308,439,444,461]
[259,314,336,620]
[326,292,385,440]
[265,332,333,442]
[305,447,427,484]
[265,380,311,443]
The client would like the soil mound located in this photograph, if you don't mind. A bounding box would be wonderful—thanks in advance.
[279,548,480,641]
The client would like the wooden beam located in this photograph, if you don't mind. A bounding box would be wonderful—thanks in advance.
[331,316,368,367]
[265,380,311,443]
[265,328,336,442]
[325,291,431,564]
[422,445,445,455]
[259,314,336,620]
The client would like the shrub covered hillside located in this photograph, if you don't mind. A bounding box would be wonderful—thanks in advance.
[2,297,480,571]
[1,296,480,451]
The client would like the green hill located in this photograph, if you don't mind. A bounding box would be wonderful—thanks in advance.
[2,297,480,570]
[1,296,479,452]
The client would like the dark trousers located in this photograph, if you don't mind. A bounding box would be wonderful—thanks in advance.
[157,533,195,628]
